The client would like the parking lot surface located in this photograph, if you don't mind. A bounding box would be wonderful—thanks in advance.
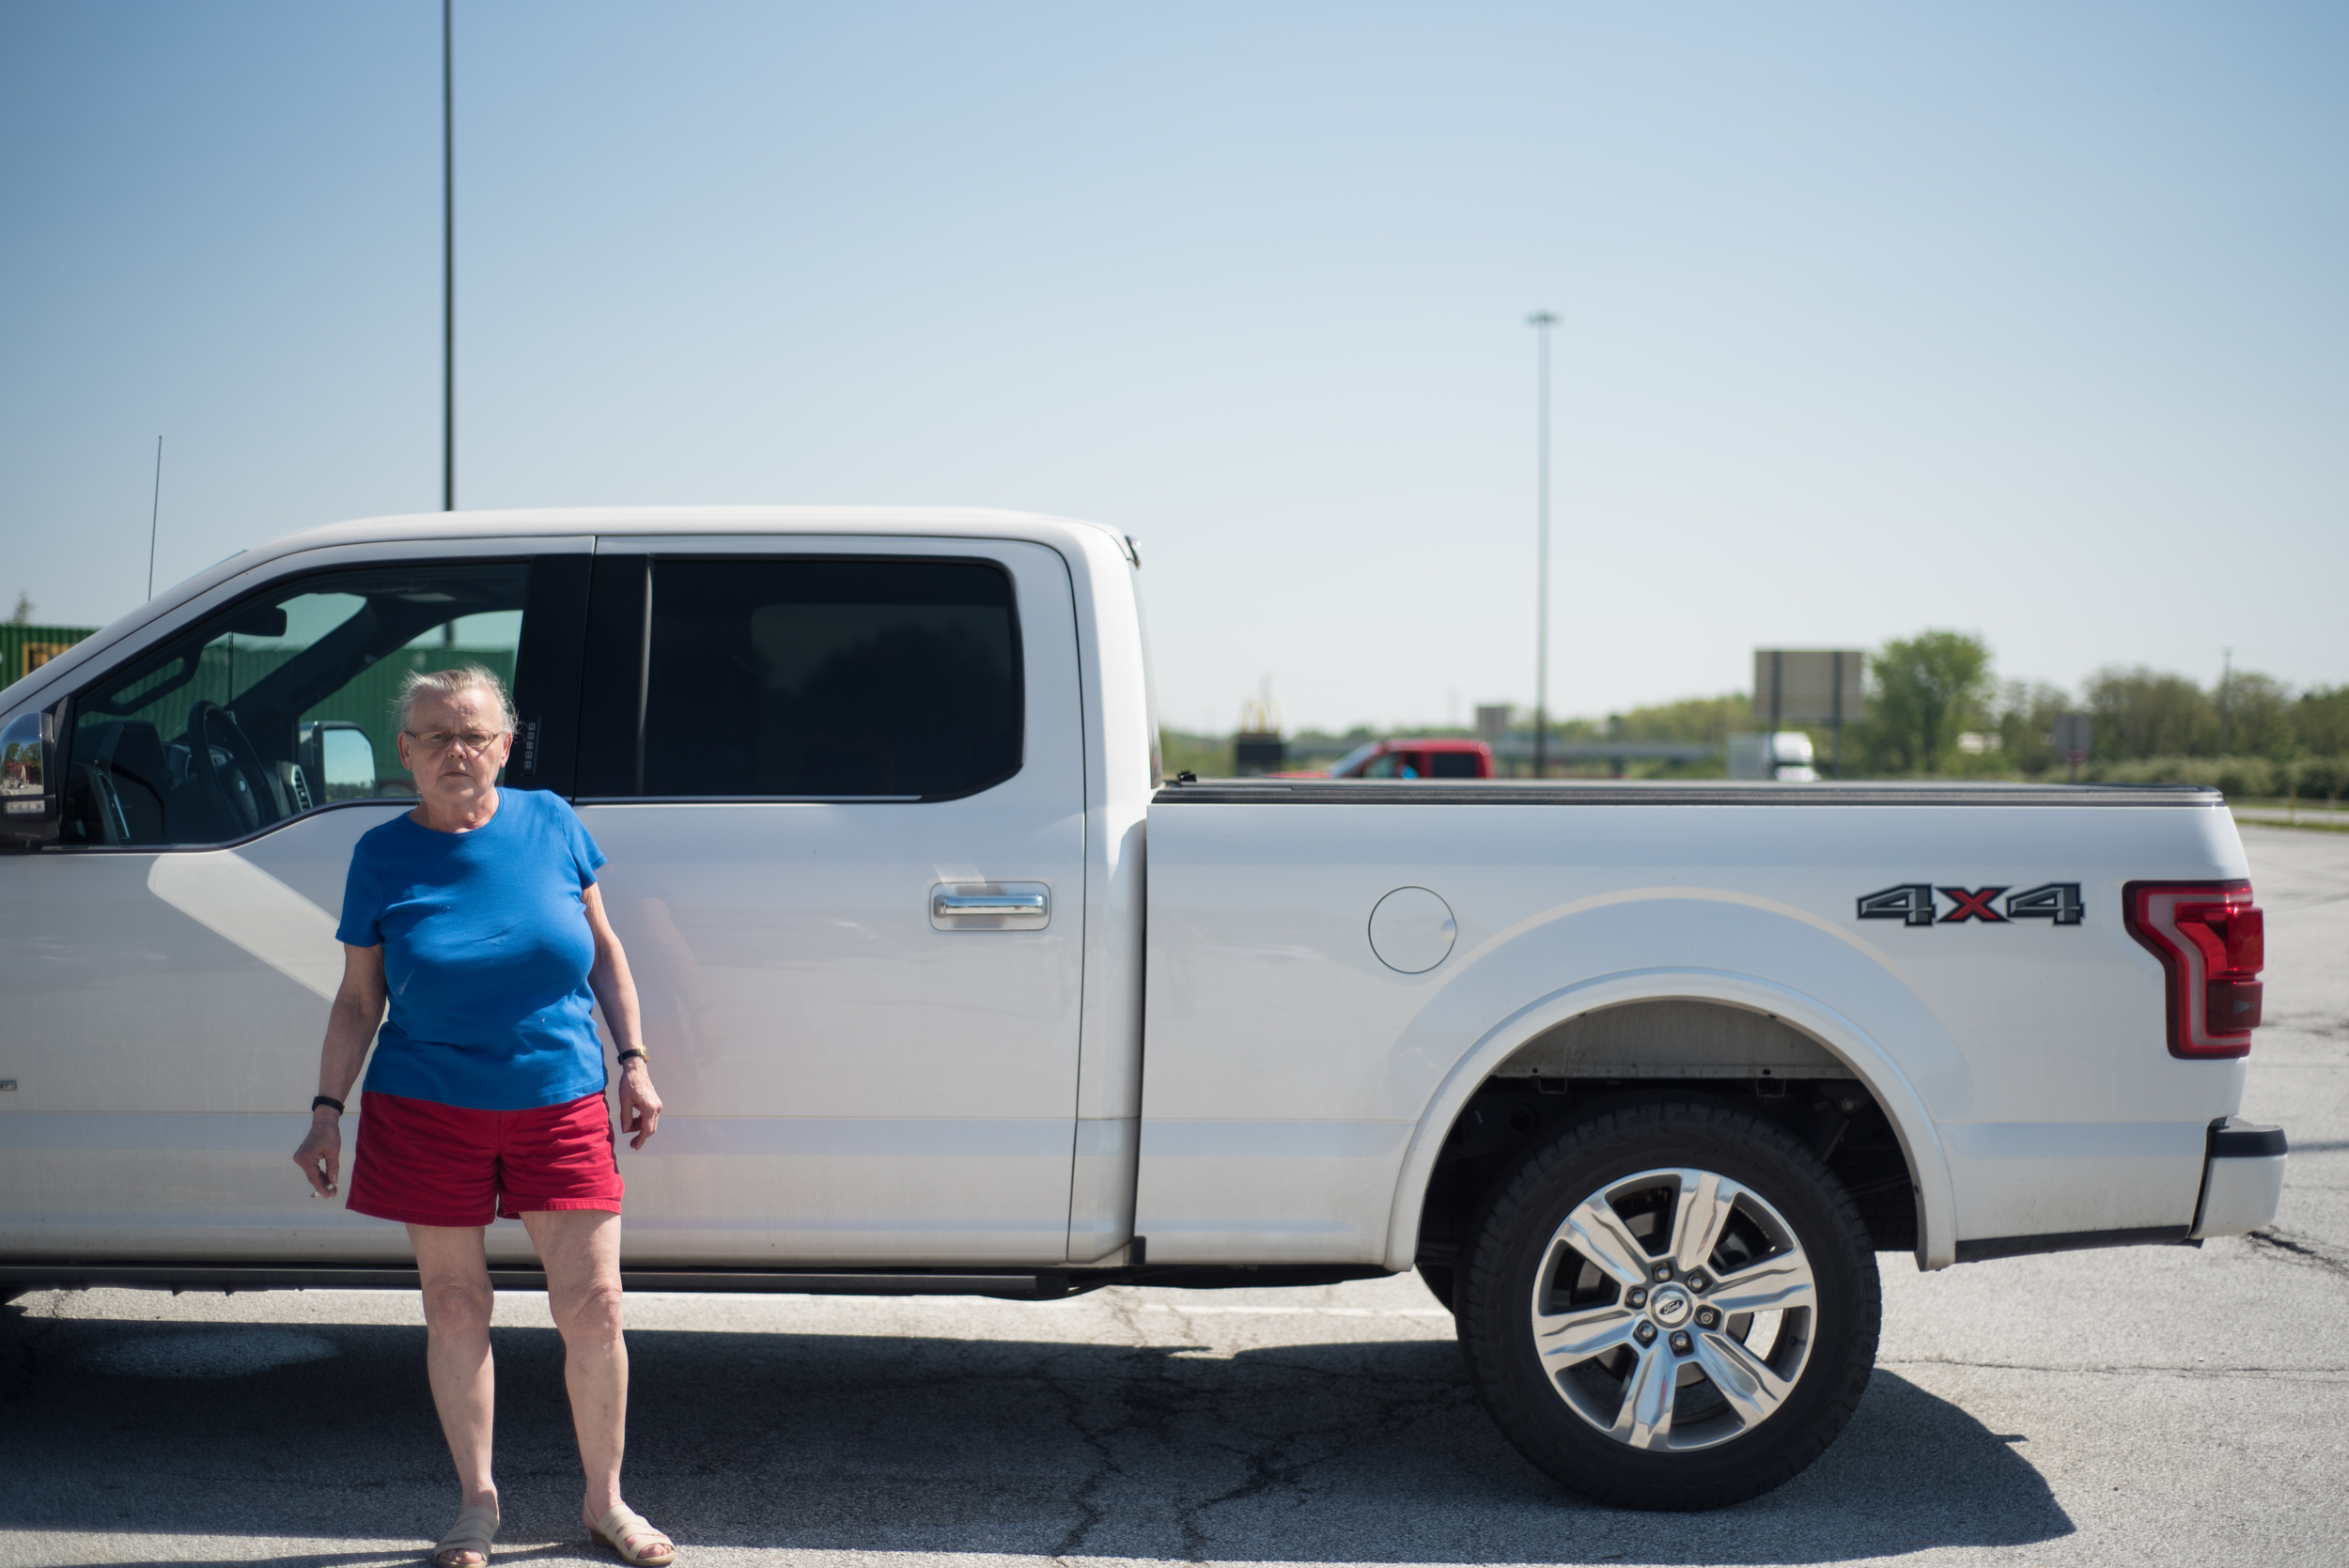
[3,825,2342,1568]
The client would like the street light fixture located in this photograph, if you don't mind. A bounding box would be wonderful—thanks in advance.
[1527,311,1557,779]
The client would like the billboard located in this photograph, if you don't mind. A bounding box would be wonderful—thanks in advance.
[1752,649,1865,726]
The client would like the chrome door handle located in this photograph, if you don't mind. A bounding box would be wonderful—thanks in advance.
[936,893,1044,914]
[930,881,1050,931]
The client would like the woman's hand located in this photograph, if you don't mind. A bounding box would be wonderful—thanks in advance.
[300,944,381,1197]
[618,1060,663,1150]
[582,884,661,1151]
[293,1109,343,1197]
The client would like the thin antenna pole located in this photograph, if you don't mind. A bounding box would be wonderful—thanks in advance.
[2220,646,2232,753]
[442,0,456,512]
[1527,312,1557,779]
[147,436,163,601]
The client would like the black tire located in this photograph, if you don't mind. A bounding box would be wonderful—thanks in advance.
[1416,1263,1457,1312]
[0,1296,28,1402]
[1455,1097,1879,1511]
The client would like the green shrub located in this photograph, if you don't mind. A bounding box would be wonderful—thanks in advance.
[2211,758,2277,800]
[2088,755,2278,798]
[2292,755,2349,802]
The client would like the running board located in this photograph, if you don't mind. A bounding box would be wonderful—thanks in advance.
[0,1264,1082,1299]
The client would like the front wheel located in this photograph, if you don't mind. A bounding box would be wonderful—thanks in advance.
[1455,1098,1880,1511]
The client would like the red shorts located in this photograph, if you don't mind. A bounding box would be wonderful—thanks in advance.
[347,1090,624,1228]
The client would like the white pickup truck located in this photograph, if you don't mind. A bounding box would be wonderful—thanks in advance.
[0,507,2288,1509]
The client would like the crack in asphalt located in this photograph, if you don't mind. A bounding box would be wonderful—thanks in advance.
[1042,1377,1116,1560]
[1039,1288,1219,1561]
[1007,1287,1481,1563]
[1884,1355,2349,1383]
[1172,1346,1476,1563]
[2243,1226,2349,1281]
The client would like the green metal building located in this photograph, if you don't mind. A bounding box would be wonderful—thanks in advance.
[1,624,98,688]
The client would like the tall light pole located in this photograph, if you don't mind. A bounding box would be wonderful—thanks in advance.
[2220,646,2233,753]
[1527,311,1557,779]
[442,0,456,512]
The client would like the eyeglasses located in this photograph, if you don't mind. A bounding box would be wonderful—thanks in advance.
[404,729,507,754]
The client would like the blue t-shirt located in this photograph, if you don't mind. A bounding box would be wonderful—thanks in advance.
[335,788,611,1111]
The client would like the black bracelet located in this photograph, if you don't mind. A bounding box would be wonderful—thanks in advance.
[312,1095,345,1114]
[615,1048,648,1066]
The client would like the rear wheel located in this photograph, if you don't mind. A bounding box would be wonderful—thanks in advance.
[1416,1263,1457,1312]
[1455,1097,1879,1510]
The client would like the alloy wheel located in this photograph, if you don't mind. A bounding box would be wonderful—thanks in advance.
[1528,1165,1817,1452]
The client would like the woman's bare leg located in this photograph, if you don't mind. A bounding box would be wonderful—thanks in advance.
[408,1223,498,1568]
[521,1208,652,1546]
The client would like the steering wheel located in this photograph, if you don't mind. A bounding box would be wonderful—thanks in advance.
[187,700,285,838]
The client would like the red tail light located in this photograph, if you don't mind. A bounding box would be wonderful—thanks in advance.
[2123,880,2264,1059]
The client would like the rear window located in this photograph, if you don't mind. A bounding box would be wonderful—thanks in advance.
[640,558,1021,800]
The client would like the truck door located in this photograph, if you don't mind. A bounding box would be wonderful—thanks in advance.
[570,536,1085,1265]
[0,543,592,1265]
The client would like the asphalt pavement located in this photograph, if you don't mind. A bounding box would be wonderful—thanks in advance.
[3,822,2342,1568]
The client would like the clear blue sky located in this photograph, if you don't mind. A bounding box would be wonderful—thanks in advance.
[5,2,2342,734]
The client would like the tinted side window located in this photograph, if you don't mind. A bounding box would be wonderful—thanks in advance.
[63,564,527,846]
[641,559,1021,800]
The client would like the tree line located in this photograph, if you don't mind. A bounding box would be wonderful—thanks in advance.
[1563,630,2346,795]
[1836,630,2347,795]
[1163,630,2346,797]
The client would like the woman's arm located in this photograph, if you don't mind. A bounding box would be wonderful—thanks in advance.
[291,944,387,1197]
[583,881,663,1149]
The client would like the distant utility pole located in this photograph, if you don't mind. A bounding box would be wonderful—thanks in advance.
[2220,646,2233,753]
[147,437,163,601]
[442,0,456,512]
[1527,311,1557,779]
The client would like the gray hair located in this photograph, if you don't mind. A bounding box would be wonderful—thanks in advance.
[397,662,517,734]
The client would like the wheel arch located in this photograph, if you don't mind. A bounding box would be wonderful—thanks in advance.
[1383,970,1956,1273]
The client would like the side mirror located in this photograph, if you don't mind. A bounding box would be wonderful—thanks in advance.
[321,726,378,799]
[0,705,59,848]
[301,720,379,802]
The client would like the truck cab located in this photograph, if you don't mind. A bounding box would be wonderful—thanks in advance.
[1320,737,1494,779]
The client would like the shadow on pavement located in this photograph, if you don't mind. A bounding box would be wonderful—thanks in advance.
[0,1311,2071,1565]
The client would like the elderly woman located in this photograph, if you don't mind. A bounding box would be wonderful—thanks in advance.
[292,665,677,1568]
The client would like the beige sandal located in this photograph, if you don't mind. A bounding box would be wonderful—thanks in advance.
[431,1500,499,1567]
[591,1503,677,1566]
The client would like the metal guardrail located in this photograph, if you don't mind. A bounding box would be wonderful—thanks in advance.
[1273,737,1721,764]
[1491,739,1719,762]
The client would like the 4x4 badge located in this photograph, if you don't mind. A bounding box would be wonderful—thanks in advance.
[1857,882,2083,927]
[1857,883,1936,925]
[2003,882,2084,924]
[1938,887,2007,923]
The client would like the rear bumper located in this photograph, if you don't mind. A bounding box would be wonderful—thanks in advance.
[1947,1118,2287,1263]
[2189,1118,2288,1240]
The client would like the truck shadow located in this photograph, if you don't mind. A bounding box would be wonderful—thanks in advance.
[0,1312,2069,1565]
